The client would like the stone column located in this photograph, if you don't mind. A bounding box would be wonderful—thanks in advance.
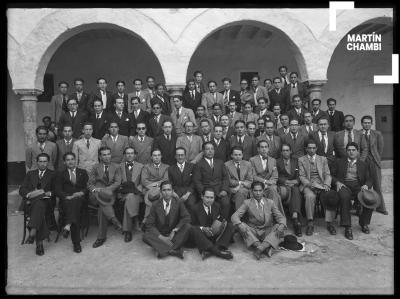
[166,84,185,97]
[15,89,42,148]
[306,80,327,109]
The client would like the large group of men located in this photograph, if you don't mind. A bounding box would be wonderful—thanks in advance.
[20,66,387,260]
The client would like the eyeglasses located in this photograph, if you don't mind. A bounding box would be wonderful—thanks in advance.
[137,127,146,130]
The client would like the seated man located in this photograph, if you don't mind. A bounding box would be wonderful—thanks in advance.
[276,143,302,237]
[225,146,253,210]
[298,139,338,236]
[231,181,286,260]
[118,147,144,242]
[54,152,89,253]
[141,149,169,224]
[88,146,123,248]
[19,153,56,256]
[331,142,374,240]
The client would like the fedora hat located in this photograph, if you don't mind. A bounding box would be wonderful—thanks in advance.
[320,190,340,210]
[148,188,161,202]
[211,218,227,241]
[95,188,115,206]
[279,234,303,251]
[357,189,381,209]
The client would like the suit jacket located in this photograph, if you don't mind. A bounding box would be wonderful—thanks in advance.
[129,109,150,134]
[170,107,197,136]
[25,141,57,171]
[229,135,257,161]
[249,155,278,184]
[107,110,131,137]
[309,131,335,166]
[148,114,173,138]
[284,82,307,105]
[141,163,169,188]
[119,161,144,193]
[129,135,153,165]
[88,90,114,115]
[193,158,230,195]
[201,92,224,116]
[69,92,90,114]
[89,111,111,140]
[87,162,122,200]
[19,168,56,198]
[333,129,368,161]
[55,138,77,171]
[101,135,130,164]
[212,138,230,162]
[298,155,331,188]
[128,90,152,113]
[268,89,290,113]
[145,197,191,236]
[240,90,254,106]
[250,86,269,106]
[72,137,102,173]
[227,111,243,128]
[276,127,290,139]
[54,167,89,201]
[299,123,318,136]
[168,162,195,196]
[220,89,241,112]
[176,134,203,163]
[110,93,129,114]
[231,197,286,229]
[151,94,172,115]
[222,126,235,141]
[256,109,275,123]
[191,201,224,226]
[51,94,69,124]
[242,113,259,126]
[311,110,329,124]
[58,110,88,139]
[326,110,345,132]
[330,158,372,187]
[276,157,299,186]
[281,133,307,159]
[152,134,177,165]
[182,89,202,112]
[361,129,384,167]
[287,108,309,125]
[256,134,281,159]
[224,160,253,189]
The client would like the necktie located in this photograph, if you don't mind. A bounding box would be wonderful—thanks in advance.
[262,156,267,170]
[140,136,144,142]
[77,93,81,101]
[308,125,312,132]
[205,136,209,142]
[136,91,139,97]
[104,165,109,182]
[155,116,159,124]
[118,112,122,118]
[112,136,116,143]
[236,162,241,179]
[238,137,243,145]
[292,134,297,144]
[96,113,100,120]
[215,139,220,147]
[348,131,353,143]
[70,169,76,184]
[321,133,327,153]
[39,171,44,179]
[206,206,211,217]
[209,159,213,169]
[213,93,216,100]
[86,139,90,149]
[155,165,160,177]
[165,201,170,215]
[39,143,45,152]
[191,91,194,100]
[292,84,295,88]
[177,110,180,119]
[127,162,133,171]
[179,163,184,173]
[71,112,75,119]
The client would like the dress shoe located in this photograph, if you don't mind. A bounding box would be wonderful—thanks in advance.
[306,223,314,236]
[217,249,233,260]
[73,243,82,253]
[25,235,35,244]
[92,238,106,248]
[361,225,370,234]
[326,223,336,235]
[293,220,302,237]
[253,248,263,260]
[124,231,133,242]
[344,227,353,240]
[168,248,184,259]
[36,243,44,256]
[376,209,388,215]
[62,228,70,239]
[265,247,273,258]
[201,250,213,260]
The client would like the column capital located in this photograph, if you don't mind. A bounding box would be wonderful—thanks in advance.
[14,89,43,98]
[306,80,327,88]
[166,84,185,97]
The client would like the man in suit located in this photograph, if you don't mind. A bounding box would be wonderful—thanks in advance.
[144,76,156,99]
[298,139,337,236]
[176,121,203,163]
[239,79,254,108]
[268,77,289,113]
[220,115,235,141]
[151,83,172,115]
[58,98,88,139]
[309,117,335,169]
[299,111,318,136]
[171,95,197,137]
[182,79,202,113]
[229,120,256,161]
[227,100,243,128]
[148,102,173,138]
[256,98,274,122]
[55,125,77,171]
[54,152,88,253]
[19,153,56,256]
[221,77,241,112]
[108,97,131,137]
[281,119,307,159]
[118,147,144,242]
[88,146,123,248]
[287,94,308,126]
[168,147,197,216]
[111,80,129,114]
[89,99,110,140]
[225,146,254,210]
[334,114,368,161]
[311,99,329,124]
[361,115,388,215]
[276,143,302,237]
[331,142,374,239]
[250,75,269,110]
[88,77,114,115]
[276,114,290,138]
[285,72,307,108]
[152,120,177,166]
[51,81,69,124]
[128,78,152,113]
[69,78,90,115]
[193,142,230,220]
[25,126,57,172]
[210,103,224,128]
[256,120,281,159]
[129,122,153,165]
[141,149,170,223]
[231,181,286,259]
[72,122,102,174]
[129,96,150,134]
[272,104,283,130]
[326,98,345,132]
[212,125,230,162]
[201,80,225,117]
[279,65,290,88]
[193,70,206,94]
[250,140,285,216]
[101,121,130,164]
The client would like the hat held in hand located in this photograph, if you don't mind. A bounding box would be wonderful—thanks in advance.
[357,188,381,209]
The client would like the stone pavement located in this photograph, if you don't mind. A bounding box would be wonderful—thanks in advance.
[6,190,393,294]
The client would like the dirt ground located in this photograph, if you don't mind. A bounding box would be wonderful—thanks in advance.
[6,190,393,294]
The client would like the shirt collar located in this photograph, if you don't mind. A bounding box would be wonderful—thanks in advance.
[205,157,213,164]
[253,198,265,206]
[178,161,185,168]
[96,111,103,117]
[163,199,171,208]
[363,129,370,135]
[348,158,357,166]
[203,204,211,213]
[64,139,72,144]
[308,154,316,161]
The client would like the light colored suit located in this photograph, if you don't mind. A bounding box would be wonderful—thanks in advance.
[256,134,281,159]
[51,94,69,124]
[242,113,259,126]
[128,90,151,113]
[176,134,203,163]
[72,137,102,173]
[101,134,130,164]
[250,86,269,106]
[227,111,243,128]
[201,92,224,117]
[225,160,254,210]
[240,90,254,106]
[299,123,318,136]
[25,141,57,172]
[129,135,153,165]
[170,107,197,136]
